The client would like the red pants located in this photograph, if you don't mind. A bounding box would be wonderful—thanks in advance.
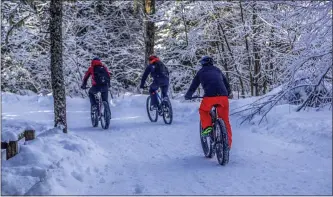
[199,96,232,148]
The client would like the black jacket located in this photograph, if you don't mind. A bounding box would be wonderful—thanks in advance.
[140,61,169,87]
[185,63,231,98]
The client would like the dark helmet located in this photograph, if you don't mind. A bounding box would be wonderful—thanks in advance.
[92,57,100,61]
[199,56,213,66]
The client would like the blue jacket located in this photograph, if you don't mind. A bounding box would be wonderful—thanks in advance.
[140,61,169,87]
[185,63,231,98]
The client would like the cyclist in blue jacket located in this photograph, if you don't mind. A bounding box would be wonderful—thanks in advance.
[140,55,169,110]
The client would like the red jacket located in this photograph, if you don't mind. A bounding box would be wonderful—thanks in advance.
[82,59,111,86]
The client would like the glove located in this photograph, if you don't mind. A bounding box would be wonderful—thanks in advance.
[80,85,86,89]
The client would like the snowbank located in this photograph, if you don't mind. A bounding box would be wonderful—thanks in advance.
[245,104,332,158]
[1,119,51,142]
[230,92,332,160]
[2,91,54,107]
[1,127,108,195]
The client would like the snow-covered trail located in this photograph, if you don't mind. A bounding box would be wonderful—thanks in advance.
[2,93,331,195]
[67,95,331,195]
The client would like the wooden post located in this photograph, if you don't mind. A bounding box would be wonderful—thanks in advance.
[24,130,35,141]
[1,142,8,160]
[6,141,18,160]
[1,142,8,149]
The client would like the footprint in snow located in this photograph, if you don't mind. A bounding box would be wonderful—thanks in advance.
[134,185,143,194]
[99,177,106,183]
[86,167,91,175]
[71,171,84,182]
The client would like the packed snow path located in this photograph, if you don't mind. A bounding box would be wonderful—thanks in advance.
[2,93,332,195]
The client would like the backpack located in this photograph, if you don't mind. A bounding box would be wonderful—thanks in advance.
[154,61,169,78]
[93,65,110,86]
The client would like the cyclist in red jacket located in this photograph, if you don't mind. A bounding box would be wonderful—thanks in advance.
[81,57,111,111]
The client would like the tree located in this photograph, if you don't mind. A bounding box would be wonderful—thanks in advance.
[1,0,331,107]
[143,0,155,65]
[49,0,67,133]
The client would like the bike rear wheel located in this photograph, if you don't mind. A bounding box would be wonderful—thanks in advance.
[100,101,111,129]
[146,96,158,122]
[162,99,173,124]
[214,119,229,165]
[199,121,213,158]
[91,105,98,127]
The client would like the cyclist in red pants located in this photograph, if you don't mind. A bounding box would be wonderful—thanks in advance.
[184,56,233,149]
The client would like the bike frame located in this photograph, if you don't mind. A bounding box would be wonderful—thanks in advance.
[210,106,218,123]
[84,86,111,129]
[83,86,110,112]
[148,87,167,107]
[190,96,219,135]
[152,89,163,104]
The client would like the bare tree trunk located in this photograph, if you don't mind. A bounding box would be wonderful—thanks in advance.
[263,76,268,94]
[213,4,245,97]
[143,0,155,65]
[252,2,261,96]
[217,41,228,79]
[269,3,278,88]
[50,0,67,133]
[264,15,276,94]
[180,3,189,47]
[134,0,140,15]
[217,22,245,98]
[216,39,233,94]
[239,1,254,96]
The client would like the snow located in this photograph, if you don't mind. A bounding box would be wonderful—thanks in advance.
[2,127,108,195]
[247,104,332,158]
[2,119,51,142]
[1,92,332,195]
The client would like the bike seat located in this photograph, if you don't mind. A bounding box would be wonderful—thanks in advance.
[151,89,160,94]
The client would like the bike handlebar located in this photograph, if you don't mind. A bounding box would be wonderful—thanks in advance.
[82,86,111,90]
[141,86,161,93]
[186,96,204,100]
